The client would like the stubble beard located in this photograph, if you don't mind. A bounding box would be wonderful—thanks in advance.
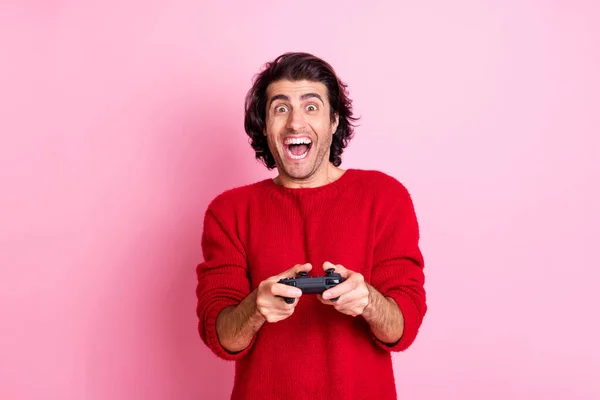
[271,133,333,182]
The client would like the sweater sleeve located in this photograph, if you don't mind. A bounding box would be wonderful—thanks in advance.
[369,185,427,352]
[196,206,255,360]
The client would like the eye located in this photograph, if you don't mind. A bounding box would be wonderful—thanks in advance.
[306,104,318,112]
[275,105,288,113]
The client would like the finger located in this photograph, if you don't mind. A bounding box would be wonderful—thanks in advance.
[322,261,335,271]
[259,308,295,323]
[274,263,312,280]
[270,301,297,312]
[260,299,297,314]
[273,264,300,280]
[317,294,335,305]
[335,298,369,316]
[272,295,299,309]
[340,295,369,310]
[324,270,365,300]
[293,263,313,275]
[322,278,354,300]
[257,290,298,310]
[328,288,363,305]
[271,283,302,299]
[322,261,348,278]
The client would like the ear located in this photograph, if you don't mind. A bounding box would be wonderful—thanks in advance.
[332,113,339,134]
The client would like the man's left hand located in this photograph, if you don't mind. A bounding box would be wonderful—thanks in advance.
[319,261,370,317]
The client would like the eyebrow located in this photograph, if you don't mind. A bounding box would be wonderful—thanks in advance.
[268,92,325,107]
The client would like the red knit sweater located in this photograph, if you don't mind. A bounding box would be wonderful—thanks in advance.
[196,169,426,400]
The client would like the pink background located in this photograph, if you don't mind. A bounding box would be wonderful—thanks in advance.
[1,1,599,399]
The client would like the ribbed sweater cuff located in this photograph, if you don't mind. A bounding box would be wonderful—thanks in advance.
[372,292,421,352]
[204,299,256,361]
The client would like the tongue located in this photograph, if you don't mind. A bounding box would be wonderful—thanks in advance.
[289,144,309,156]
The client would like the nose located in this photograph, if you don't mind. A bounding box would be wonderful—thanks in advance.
[285,108,306,132]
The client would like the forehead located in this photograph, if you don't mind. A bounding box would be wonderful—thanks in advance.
[266,79,329,101]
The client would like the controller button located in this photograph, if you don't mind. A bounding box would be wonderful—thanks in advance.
[325,268,335,275]
[298,271,308,277]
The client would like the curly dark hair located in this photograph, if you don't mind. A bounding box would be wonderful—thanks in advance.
[244,52,359,169]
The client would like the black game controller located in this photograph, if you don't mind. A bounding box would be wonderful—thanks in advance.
[277,268,346,304]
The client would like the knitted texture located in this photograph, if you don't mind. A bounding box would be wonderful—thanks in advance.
[196,169,427,400]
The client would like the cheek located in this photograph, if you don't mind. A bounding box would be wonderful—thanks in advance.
[266,134,278,149]
[266,118,284,136]
[312,122,335,139]
[263,122,275,140]
[265,130,282,152]
[312,115,335,134]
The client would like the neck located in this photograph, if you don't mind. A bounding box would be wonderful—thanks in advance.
[274,163,345,189]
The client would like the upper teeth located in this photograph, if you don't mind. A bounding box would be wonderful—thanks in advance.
[284,137,312,145]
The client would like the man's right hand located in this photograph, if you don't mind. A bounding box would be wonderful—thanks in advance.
[256,263,312,323]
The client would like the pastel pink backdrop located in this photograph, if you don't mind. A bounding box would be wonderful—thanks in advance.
[1,1,599,399]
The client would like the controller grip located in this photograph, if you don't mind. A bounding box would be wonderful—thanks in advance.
[278,296,295,304]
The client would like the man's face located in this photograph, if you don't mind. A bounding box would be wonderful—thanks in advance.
[264,79,339,181]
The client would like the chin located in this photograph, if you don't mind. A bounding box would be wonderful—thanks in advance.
[278,162,314,180]
[285,167,312,180]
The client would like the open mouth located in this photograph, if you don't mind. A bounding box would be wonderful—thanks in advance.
[284,137,312,160]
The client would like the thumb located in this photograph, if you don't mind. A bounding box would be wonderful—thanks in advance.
[293,263,313,275]
[276,263,312,280]
[322,261,336,271]
[323,261,348,276]
[323,261,348,278]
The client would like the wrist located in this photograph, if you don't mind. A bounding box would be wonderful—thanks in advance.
[362,283,377,320]
[251,289,268,323]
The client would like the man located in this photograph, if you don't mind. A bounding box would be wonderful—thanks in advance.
[196,52,426,400]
